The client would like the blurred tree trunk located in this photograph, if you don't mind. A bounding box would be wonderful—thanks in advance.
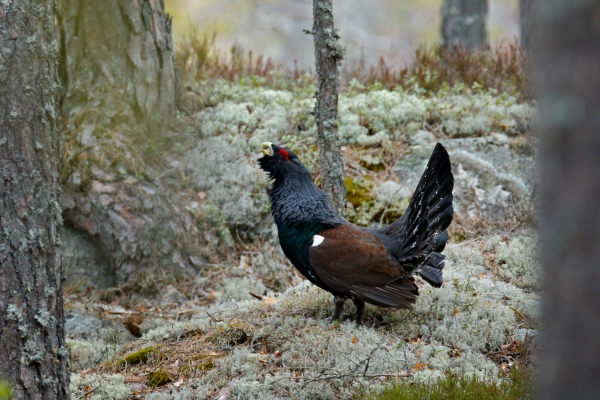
[520,0,534,53]
[312,0,347,216]
[56,0,201,288]
[535,2,600,399]
[0,1,69,398]
[441,0,488,51]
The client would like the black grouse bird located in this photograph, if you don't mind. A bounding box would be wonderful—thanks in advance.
[258,142,453,324]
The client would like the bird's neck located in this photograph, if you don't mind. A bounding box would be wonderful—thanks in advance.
[269,174,341,227]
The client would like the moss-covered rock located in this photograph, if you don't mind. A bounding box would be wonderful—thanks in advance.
[118,345,162,367]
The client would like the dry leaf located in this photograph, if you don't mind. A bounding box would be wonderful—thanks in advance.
[351,337,357,344]
[173,377,184,387]
[197,191,207,200]
[275,351,282,358]
[321,348,327,355]
[263,297,278,306]
[412,362,427,371]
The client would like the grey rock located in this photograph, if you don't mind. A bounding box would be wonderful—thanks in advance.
[62,226,116,289]
[65,309,133,342]
[158,285,188,306]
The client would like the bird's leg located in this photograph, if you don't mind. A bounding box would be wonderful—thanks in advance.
[329,297,346,322]
[353,299,365,325]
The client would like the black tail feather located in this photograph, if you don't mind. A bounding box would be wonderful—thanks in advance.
[418,264,444,287]
[373,143,454,286]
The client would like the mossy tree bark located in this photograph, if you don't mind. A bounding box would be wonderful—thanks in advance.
[0,1,69,398]
[441,0,488,51]
[57,0,201,288]
[312,0,347,216]
[519,0,534,53]
[535,2,600,398]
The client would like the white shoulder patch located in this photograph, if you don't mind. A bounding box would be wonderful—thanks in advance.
[311,235,325,247]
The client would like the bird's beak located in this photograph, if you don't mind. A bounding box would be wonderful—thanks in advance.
[260,142,274,156]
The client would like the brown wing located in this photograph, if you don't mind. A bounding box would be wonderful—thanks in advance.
[308,224,418,309]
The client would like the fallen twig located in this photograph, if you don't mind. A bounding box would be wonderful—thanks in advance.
[77,386,101,399]
[249,291,263,300]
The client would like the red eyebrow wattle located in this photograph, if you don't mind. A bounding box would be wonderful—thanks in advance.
[279,149,289,160]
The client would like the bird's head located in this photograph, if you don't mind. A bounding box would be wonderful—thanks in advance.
[258,142,308,182]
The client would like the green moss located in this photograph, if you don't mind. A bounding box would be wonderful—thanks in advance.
[118,345,162,367]
[0,381,12,400]
[345,176,374,207]
[360,367,533,400]
[147,369,172,388]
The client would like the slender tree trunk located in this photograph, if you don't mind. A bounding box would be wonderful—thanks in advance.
[441,0,488,51]
[312,0,346,216]
[535,2,600,398]
[520,0,534,53]
[0,1,69,398]
[56,0,201,287]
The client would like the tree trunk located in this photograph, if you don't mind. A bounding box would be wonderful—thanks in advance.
[441,0,488,51]
[312,0,347,216]
[56,0,201,288]
[535,2,600,399]
[0,1,69,398]
[520,0,534,53]
[58,0,177,128]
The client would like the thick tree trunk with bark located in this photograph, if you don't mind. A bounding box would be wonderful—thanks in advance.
[520,0,534,53]
[58,0,177,128]
[56,0,201,288]
[312,0,346,216]
[535,2,600,398]
[0,1,69,398]
[441,0,488,51]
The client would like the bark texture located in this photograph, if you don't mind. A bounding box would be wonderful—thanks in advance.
[520,0,534,53]
[0,1,69,398]
[441,0,488,51]
[57,0,201,287]
[58,0,177,128]
[312,0,347,216]
[535,2,600,398]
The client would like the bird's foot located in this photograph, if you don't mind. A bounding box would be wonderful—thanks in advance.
[328,297,346,323]
[353,299,365,325]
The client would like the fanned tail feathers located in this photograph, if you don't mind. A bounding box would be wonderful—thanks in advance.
[375,143,454,287]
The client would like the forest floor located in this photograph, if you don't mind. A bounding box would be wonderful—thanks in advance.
[62,43,539,399]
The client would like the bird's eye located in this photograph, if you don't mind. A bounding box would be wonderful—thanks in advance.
[279,149,289,160]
